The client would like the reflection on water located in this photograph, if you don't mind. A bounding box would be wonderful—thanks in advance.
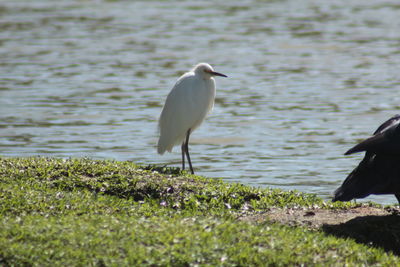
[1,0,400,204]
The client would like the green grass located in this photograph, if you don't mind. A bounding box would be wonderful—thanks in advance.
[0,157,398,266]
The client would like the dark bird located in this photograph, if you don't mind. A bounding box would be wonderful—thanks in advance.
[333,114,400,204]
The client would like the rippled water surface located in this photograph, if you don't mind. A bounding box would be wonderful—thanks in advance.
[2,0,400,204]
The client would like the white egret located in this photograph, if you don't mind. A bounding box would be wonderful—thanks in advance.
[333,114,400,204]
[157,63,227,174]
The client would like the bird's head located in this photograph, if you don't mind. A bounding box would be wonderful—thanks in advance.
[193,63,227,79]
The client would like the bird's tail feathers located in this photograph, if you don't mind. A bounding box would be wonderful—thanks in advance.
[157,138,168,155]
[157,145,166,155]
[157,134,176,155]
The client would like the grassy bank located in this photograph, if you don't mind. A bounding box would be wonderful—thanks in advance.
[0,157,399,266]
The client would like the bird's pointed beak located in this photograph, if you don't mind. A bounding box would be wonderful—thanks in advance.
[205,69,228,77]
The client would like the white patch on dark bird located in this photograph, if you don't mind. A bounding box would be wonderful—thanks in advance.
[157,63,227,174]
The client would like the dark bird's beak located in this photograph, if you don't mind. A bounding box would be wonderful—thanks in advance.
[205,69,228,77]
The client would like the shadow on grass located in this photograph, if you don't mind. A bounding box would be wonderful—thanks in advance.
[322,214,400,255]
[141,165,182,175]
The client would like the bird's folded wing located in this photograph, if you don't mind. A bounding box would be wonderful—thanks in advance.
[345,114,400,155]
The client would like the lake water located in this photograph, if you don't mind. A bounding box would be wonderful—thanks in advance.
[1,0,400,204]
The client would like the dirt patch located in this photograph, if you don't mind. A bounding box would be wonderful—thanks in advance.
[272,205,392,228]
[239,205,394,228]
[239,204,400,255]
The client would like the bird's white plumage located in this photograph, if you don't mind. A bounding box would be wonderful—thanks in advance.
[157,63,218,154]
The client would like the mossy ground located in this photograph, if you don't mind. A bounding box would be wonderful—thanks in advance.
[0,157,399,266]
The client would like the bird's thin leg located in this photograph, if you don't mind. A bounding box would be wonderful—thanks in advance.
[181,143,185,171]
[184,129,194,174]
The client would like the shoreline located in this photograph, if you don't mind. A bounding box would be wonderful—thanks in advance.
[1,157,399,265]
